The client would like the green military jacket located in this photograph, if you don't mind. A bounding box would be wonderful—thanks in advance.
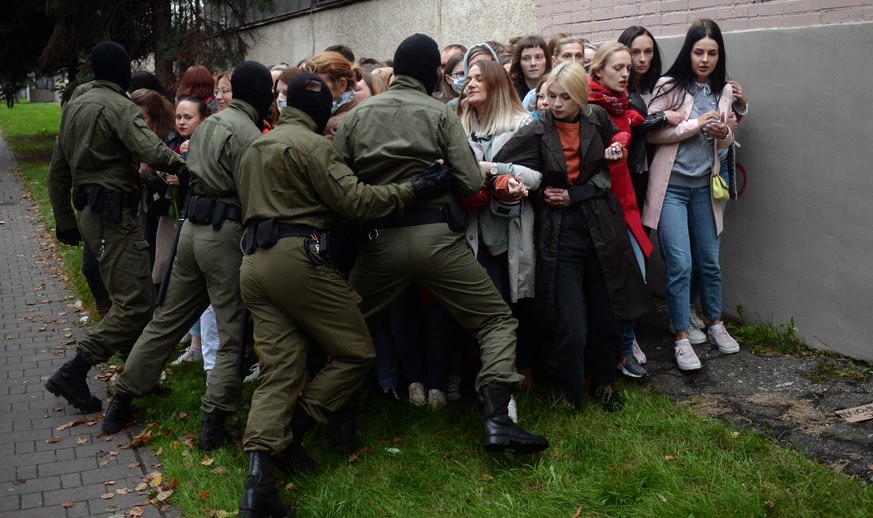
[332,75,483,207]
[186,99,262,208]
[47,80,185,232]
[238,107,415,229]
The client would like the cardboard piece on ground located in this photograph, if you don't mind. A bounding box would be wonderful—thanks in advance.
[835,402,873,423]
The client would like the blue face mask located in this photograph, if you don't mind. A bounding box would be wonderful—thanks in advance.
[331,89,356,114]
[452,76,465,93]
[276,98,287,113]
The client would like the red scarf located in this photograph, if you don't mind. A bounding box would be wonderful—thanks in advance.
[587,78,627,117]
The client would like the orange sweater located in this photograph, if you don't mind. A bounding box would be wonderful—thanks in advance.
[555,120,581,186]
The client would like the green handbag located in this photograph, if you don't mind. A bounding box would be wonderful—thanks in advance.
[711,173,730,202]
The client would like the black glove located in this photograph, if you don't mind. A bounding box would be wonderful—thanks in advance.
[412,160,453,200]
[56,228,82,246]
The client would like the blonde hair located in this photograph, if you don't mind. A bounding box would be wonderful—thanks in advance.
[460,60,529,137]
[302,51,363,91]
[545,62,590,111]
[588,41,631,83]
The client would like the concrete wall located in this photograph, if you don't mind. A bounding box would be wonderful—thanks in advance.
[536,0,873,41]
[243,0,536,66]
[640,23,873,361]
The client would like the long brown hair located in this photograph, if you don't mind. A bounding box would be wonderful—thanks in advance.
[130,88,175,139]
[301,51,363,93]
[460,60,528,137]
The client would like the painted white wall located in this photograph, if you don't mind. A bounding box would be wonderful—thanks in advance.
[243,0,536,65]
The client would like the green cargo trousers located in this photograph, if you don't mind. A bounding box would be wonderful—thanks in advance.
[115,220,245,415]
[350,222,524,394]
[75,207,155,365]
[240,237,375,456]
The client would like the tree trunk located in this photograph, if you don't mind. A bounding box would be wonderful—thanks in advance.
[152,0,173,93]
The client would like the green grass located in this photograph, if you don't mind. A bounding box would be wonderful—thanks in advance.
[3,99,873,517]
[139,364,873,517]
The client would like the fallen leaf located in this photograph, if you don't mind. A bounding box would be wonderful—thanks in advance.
[477,473,493,481]
[11,479,25,485]
[128,462,141,468]
[155,447,163,456]
[201,458,214,466]
[105,480,116,485]
[115,488,129,494]
[657,494,668,503]
[109,450,119,457]
[61,502,74,509]
[100,460,110,466]
[135,482,148,491]
[211,466,228,475]
[199,489,209,500]
[148,473,163,488]
[156,489,174,502]
[101,493,114,499]
[46,436,61,444]
[765,500,775,508]
[178,412,188,420]
[53,407,63,412]
[664,455,676,461]
[76,437,89,445]
[284,482,296,491]
[129,506,144,517]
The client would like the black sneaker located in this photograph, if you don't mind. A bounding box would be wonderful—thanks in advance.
[618,354,647,378]
[590,384,623,412]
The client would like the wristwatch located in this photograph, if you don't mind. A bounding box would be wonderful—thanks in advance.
[489,165,499,176]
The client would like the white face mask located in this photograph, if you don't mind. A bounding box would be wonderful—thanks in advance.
[452,76,465,93]
[276,98,287,113]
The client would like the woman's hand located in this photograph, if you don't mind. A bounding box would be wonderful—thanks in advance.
[604,142,624,161]
[506,177,529,198]
[702,114,730,141]
[664,110,683,126]
[179,140,190,155]
[164,173,180,186]
[544,186,570,208]
[697,110,722,130]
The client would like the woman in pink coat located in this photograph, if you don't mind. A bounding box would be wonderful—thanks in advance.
[645,19,740,372]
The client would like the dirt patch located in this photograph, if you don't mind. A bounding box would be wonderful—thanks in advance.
[745,393,831,437]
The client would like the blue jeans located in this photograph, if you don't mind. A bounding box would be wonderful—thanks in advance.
[658,184,722,332]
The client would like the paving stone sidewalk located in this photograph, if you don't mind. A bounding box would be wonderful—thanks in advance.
[0,138,172,517]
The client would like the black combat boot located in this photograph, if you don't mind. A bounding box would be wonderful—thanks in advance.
[276,406,316,476]
[102,391,135,433]
[239,451,293,517]
[321,401,358,455]
[199,411,233,451]
[45,354,102,413]
[481,385,549,454]
[589,383,623,413]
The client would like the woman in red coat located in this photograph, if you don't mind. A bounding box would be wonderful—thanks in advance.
[587,42,653,378]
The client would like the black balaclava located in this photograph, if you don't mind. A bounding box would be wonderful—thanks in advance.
[231,61,273,121]
[91,41,131,91]
[286,73,333,135]
[393,33,441,94]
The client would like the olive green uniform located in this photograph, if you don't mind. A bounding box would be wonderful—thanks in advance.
[115,100,262,416]
[238,107,415,456]
[333,76,524,394]
[47,80,185,365]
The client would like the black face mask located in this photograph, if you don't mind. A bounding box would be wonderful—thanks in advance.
[285,73,333,135]
[231,61,273,121]
[91,41,131,92]
[393,33,441,94]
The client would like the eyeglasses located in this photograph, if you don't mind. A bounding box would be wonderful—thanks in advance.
[447,71,465,79]
[214,88,232,96]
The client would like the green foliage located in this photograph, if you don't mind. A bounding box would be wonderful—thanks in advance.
[730,305,808,356]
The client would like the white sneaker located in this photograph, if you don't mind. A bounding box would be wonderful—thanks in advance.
[708,323,740,354]
[170,346,202,366]
[690,307,706,330]
[243,364,260,384]
[408,382,426,407]
[631,339,647,365]
[669,325,708,345]
[674,339,702,371]
[427,389,447,409]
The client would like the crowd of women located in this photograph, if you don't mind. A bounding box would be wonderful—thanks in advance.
[80,18,748,414]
